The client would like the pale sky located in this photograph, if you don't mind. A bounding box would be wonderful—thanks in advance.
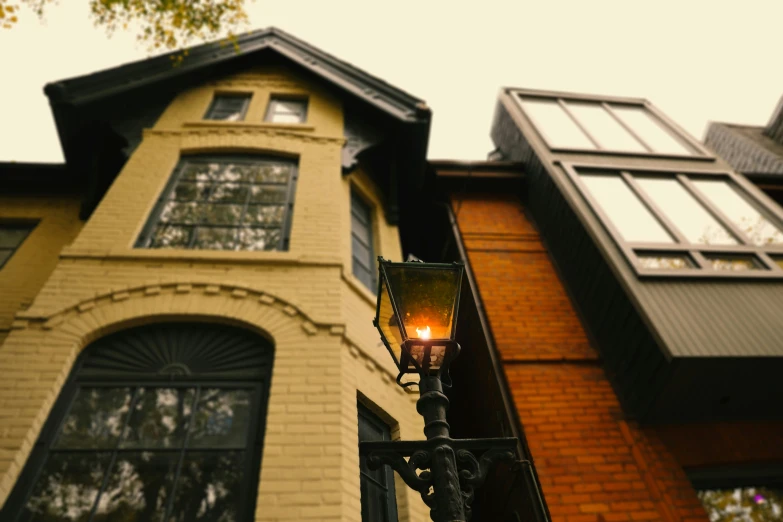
[1,0,781,163]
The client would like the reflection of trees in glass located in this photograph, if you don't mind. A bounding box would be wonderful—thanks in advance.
[699,487,783,522]
[143,158,294,251]
[24,387,249,522]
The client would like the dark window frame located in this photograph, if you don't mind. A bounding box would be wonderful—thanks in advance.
[512,89,713,160]
[264,96,309,124]
[203,92,252,121]
[135,155,299,252]
[350,189,377,292]
[563,161,783,279]
[358,403,398,522]
[0,323,274,522]
[0,222,37,270]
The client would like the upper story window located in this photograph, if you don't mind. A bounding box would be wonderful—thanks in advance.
[699,486,783,521]
[265,96,308,124]
[204,93,251,121]
[4,322,273,522]
[136,156,298,252]
[358,403,398,522]
[564,163,783,277]
[351,190,376,292]
[0,223,35,269]
[516,92,701,156]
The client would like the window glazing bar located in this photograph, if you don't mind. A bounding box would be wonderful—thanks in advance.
[678,175,753,246]
[620,171,690,244]
[602,103,654,152]
[557,99,602,149]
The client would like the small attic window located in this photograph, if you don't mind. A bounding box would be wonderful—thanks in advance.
[204,93,251,122]
[265,97,308,124]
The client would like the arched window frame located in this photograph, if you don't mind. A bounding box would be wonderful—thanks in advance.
[1,322,274,522]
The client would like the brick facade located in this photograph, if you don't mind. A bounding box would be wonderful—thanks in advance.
[0,65,429,521]
[452,191,716,522]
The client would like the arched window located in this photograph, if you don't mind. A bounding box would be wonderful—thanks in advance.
[2,322,274,522]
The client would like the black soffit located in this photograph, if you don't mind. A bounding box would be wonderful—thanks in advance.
[43,27,429,124]
[79,323,273,380]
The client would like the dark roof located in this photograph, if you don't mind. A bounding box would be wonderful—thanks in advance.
[0,162,81,194]
[44,27,429,123]
[704,122,783,177]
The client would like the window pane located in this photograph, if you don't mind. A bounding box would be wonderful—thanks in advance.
[209,183,248,204]
[24,453,111,522]
[168,452,243,522]
[160,202,202,224]
[121,388,196,449]
[353,262,375,291]
[202,203,244,225]
[253,164,291,184]
[54,388,133,449]
[267,99,307,124]
[635,178,738,245]
[352,236,372,270]
[189,389,252,448]
[566,102,647,152]
[91,452,177,522]
[172,181,211,202]
[692,179,783,246]
[636,253,695,269]
[243,205,286,226]
[705,255,763,271]
[773,257,783,270]
[698,487,783,522]
[149,225,192,249]
[579,174,674,243]
[193,227,237,250]
[238,228,281,251]
[205,95,249,122]
[249,186,288,204]
[519,97,596,149]
[611,106,692,155]
[0,249,12,268]
[179,163,222,182]
[0,227,31,248]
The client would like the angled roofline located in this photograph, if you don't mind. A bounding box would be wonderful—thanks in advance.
[44,27,430,124]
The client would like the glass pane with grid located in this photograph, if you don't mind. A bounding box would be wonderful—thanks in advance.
[572,166,783,275]
[139,158,295,252]
[351,192,376,291]
[266,97,307,124]
[23,386,251,522]
[204,94,250,121]
[0,224,35,269]
[358,405,398,522]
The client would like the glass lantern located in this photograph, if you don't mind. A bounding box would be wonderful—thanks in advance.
[373,257,464,383]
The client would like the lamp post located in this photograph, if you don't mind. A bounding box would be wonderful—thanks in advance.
[360,257,518,522]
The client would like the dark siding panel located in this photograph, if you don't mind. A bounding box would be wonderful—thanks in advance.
[643,281,783,357]
[491,102,670,419]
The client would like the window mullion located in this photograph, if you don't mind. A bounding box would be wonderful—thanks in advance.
[621,172,690,245]
[689,251,712,270]
[85,387,143,522]
[678,175,754,246]
[757,252,783,272]
[602,103,654,152]
[162,386,200,522]
[557,99,602,149]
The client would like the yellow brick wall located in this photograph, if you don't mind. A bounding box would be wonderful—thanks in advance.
[0,196,83,341]
[0,65,427,521]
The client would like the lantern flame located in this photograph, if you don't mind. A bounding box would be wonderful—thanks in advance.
[416,326,431,339]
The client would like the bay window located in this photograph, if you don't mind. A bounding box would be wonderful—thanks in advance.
[565,164,783,276]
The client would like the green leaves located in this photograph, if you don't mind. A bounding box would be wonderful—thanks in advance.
[1,0,253,57]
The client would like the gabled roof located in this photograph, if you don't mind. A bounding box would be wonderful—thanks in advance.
[44,27,429,123]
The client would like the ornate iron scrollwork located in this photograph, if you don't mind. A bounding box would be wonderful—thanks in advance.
[362,437,518,522]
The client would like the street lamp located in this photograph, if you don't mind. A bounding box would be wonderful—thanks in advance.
[361,257,518,522]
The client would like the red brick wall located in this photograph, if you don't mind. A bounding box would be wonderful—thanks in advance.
[452,193,709,522]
